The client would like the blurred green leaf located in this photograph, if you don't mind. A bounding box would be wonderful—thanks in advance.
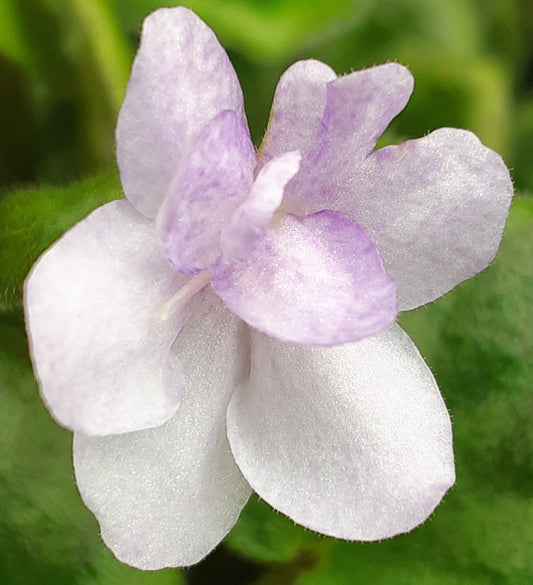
[0,314,182,584]
[0,171,123,312]
[390,56,511,154]
[510,101,533,193]
[227,496,324,565]
[0,0,131,184]
[471,0,523,68]
[109,0,372,63]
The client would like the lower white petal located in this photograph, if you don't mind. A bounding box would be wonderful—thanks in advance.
[227,323,454,541]
[73,291,252,569]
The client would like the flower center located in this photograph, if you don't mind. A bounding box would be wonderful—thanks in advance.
[159,270,211,321]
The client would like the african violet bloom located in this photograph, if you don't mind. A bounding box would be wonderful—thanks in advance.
[25,7,512,570]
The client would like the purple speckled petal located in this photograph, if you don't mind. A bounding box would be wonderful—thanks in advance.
[330,128,514,310]
[212,210,397,346]
[74,291,252,570]
[227,324,455,541]
[281,63,414,214]
[24,200,193,436]
[221,150,301,262]
[116,7,246,218]
[157,110,256,274]
[258,60,336,167]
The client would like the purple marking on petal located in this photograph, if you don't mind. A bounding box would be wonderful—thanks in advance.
[116,7,246,218]
[212,209,398,346]
[157,110,256,274]
[281,63,414,215]
[221,150,301,262]
[258,60,336,168]
[320,63,414,160]
[328,127,514,310]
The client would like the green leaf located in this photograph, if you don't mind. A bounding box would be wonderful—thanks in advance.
[0,171,123,312]
[227,496,325,564]
[510,102,533,194]
[0,313,182,584]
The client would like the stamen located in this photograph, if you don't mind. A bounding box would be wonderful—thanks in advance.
[159,270,211,322]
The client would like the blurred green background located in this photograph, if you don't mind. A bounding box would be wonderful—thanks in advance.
[1,0,533,583]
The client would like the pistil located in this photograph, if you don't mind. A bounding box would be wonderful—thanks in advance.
[159,270,211,321]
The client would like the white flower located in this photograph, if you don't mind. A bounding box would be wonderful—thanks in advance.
[24,7,512,570]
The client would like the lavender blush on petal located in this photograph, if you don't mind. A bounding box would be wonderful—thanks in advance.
[24,6,513,571]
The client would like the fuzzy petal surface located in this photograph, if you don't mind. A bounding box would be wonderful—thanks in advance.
[73,291,252,570]
[213,210,397,345]
[25,200,190,436]
[282,63,414,214]
[320,62,414,161]
[227,324,455,541]
[258,60,336,166]
[116,7,246,218]
[157,110,256,273]
[333,128,514,310]
[221,150,301,262]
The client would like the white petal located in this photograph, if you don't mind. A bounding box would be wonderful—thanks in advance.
[334,128,514,310]
[227,324,455,541]
[74,291,252,569]
[25,200,190,436]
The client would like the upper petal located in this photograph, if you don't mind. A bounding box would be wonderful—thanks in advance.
[320,62,414,162]
[24,200,191,436]
[73,290,252,569]
[227,324,455,541]
[157,110,256,274]
[282,63,414,214]
[220,150,301,262]
[333,128,514,310]
[258,59,336,167]
[213,209,397,346]
[116,7,246,218]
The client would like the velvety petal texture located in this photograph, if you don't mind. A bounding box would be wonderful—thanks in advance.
[332,128,514,310]
[319,63,414,161]
[74,291,252,569]
[258,60,336,166]
[221,150,301,262]
[25,200,191,436]
[213,210,397,345]
[23,6,515,571]
[281,63,414,214]
[157,110,256,273]
[116,7,246,217]
[227,324,455,541]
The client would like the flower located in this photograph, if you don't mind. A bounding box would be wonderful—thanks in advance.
[24,6,513,571]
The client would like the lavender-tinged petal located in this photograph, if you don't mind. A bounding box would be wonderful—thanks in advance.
[282,63,414,214]
[227,324,455,541]
[25,200,191,436]
[213,210,397,346]
[320,63,414,160]
[73,291,252,570]
[333,128,514,310]
[157,110,256,274]
[258,60,336,167]
[221,150,301,262]
[116,7,246,218]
